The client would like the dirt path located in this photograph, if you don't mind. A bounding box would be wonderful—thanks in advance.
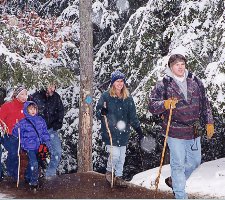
[0,172,207,199]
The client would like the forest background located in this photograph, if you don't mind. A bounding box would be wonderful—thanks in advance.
[0,0,224,180]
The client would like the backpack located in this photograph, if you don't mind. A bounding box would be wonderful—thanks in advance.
[152,72,206,125]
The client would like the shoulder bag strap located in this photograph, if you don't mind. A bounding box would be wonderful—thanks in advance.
[25,118,40,139]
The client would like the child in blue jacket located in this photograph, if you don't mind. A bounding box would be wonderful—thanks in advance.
[12,101,51,189]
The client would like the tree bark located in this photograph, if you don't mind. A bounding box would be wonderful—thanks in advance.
[78,0,93,172]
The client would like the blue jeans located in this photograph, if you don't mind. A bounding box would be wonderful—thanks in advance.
[2,135,19,180]
[0,142,5,179]
[25,150,38,186]
[106,145,126,177]
[0,143,2,177]
[167,137,201,199]
[46,128,62,177]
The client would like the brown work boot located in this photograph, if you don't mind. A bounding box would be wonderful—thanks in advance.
[165,177,175,197]
[114,176,128,188]
[165,176,173,188]
[105,171,113,184]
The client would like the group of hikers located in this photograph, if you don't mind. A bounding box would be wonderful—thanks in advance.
[0,83,64,190]
[0,53,214,199]
[96,54,214,199]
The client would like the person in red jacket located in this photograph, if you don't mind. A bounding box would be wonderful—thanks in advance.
[0,85,28,182]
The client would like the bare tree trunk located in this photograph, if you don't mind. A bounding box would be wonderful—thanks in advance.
[77,0,93,172]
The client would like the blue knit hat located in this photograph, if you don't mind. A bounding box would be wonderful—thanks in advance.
[111,70,126,85]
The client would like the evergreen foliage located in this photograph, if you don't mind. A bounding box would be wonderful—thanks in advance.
[0,0,224,180]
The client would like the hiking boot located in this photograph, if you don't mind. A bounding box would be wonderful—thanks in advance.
[165,177,175,197]
[165,176,172,188]
[29,184,38,193]
[24,178,29,184]
[4,176,17,183]
[45,175,57,181]
[114,176,128,188]
[0,172,4,182]
[105,171,113,184]
[0,171,4,182]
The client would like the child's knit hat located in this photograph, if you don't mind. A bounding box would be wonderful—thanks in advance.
[13,85,27,98]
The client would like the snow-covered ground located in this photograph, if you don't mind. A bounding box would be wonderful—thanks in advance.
[131,157,225,198]
[0,194,12,199]
[0,158,224,198]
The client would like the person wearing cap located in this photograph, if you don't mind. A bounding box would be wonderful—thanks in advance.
[148,54,214,199]
[0,85,28,182]
[96,70,143,187]
[29,83,64,179]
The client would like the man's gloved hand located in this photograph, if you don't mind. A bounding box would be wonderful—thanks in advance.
[134,126,144,143]
[164,98,178,110]
[101,107,108,116]
[206,124,214,139]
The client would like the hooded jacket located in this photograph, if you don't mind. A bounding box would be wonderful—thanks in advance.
[149,67,214,140]
[12,101,51,151]
[96,91,141,146]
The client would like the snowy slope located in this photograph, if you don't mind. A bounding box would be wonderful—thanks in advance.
[131,158,225,198]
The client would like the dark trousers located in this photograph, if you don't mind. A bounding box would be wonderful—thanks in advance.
[25,150,38,186]
[0,143,2,177]
[2,134,19,180]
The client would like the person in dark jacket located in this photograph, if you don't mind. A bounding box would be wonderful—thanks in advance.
[29,83,64,179]
[148,54,214,199]
[12,101,51,189]
[96,70,143,187]
[0,88,6,106]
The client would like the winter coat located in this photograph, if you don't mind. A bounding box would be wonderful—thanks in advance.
[0,98,25,134]
[148,69,214,140]
[29,90,64,130]
[96,91,141,146]
[12,101,51,151]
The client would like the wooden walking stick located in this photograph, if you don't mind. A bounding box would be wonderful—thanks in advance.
[103,102,114,188]
[154,100,175,198]
[17,120,21,188]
